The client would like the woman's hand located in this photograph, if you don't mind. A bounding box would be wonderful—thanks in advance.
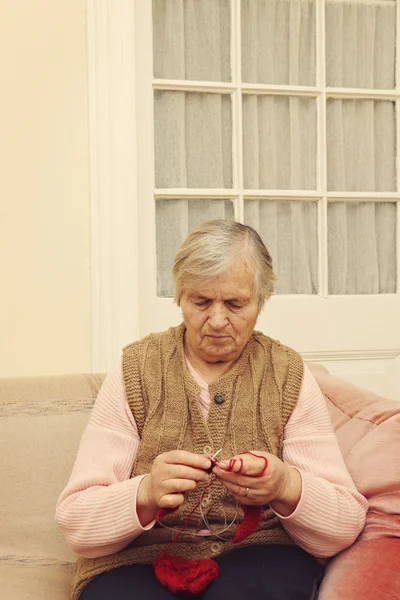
[137,450,211,526]
[213,451,302,516]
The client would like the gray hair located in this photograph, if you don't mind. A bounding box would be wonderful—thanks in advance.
[172,219,276,312]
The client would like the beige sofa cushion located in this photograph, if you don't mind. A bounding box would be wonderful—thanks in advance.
[0,374,104,600]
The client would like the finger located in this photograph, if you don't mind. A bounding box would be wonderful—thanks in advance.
[166,464,210,482]
[216,478,260,505]
[162,478,198,494]
[158,493,185,509]
[217,452,269,477]
[161,450,211,471]
[215,456,245,474]
[212,465,260,489]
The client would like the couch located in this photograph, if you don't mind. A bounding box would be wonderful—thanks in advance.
[1,366,399,599]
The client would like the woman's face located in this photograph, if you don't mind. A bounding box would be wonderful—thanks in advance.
[180,258,259,363]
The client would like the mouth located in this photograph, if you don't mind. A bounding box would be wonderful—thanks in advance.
[205,335,230,340]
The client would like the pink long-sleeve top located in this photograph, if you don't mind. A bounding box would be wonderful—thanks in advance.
[55,361,367,560]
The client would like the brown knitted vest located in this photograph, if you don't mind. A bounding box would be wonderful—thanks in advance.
[72,324,304,599]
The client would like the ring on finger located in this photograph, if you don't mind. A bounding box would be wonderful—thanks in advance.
[244,487,250,497]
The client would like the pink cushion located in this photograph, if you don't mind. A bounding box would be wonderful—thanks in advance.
[318,538,400,600]
[309,365,400,541]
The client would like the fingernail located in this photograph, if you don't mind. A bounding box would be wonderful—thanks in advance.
[218,460,228,469]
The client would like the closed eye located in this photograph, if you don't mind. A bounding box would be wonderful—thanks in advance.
[227,301,243,310]
[194,300,210,308]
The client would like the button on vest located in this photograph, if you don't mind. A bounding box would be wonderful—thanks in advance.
[214,393,225,405]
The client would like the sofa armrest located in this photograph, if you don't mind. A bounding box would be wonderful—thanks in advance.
[318,538,400,600]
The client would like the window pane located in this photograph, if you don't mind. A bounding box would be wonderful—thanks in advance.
[328,202,397,294]
[153,0,231,81]
[326,0,396,89]
[154,91,232,189]
[156,199,235,297]
[327,99,396,192]
[243,95,316,190]
[241,0,316,85]
[244,200,318,294]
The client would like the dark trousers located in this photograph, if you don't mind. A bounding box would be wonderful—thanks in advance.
[80,545,324,600]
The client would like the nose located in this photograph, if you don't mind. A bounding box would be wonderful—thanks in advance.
[208,302,228,330]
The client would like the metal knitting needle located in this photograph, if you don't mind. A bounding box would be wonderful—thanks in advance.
[206,448,222,473]
[210,448,222,462]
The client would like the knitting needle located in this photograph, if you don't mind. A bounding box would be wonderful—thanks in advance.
[206,448,222,473]
[210,448,222,462]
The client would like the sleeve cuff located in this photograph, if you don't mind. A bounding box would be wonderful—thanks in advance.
[131,474,156,531]
[271,467,305,521]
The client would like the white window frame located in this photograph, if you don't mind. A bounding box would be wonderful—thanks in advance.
[87,0,400,397]
[87,0,140,371]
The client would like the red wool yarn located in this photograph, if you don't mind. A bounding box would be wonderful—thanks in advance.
[153,554,219,596]
[153,451,268,595]
[228,452,267,544]
[230,504,263,544]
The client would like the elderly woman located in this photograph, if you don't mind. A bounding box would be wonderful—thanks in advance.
[56,220,367,600]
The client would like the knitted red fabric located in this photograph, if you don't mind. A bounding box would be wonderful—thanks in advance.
[231,505,263,544]
[153,553,219,595]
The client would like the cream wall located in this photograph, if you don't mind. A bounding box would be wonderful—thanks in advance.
[0,0,91,377]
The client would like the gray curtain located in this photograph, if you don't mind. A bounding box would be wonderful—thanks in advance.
[153,0,397,296]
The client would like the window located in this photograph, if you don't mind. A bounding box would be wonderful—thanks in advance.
[88,0,400,393]
[148,0,398,302]
[134,0,399,358]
